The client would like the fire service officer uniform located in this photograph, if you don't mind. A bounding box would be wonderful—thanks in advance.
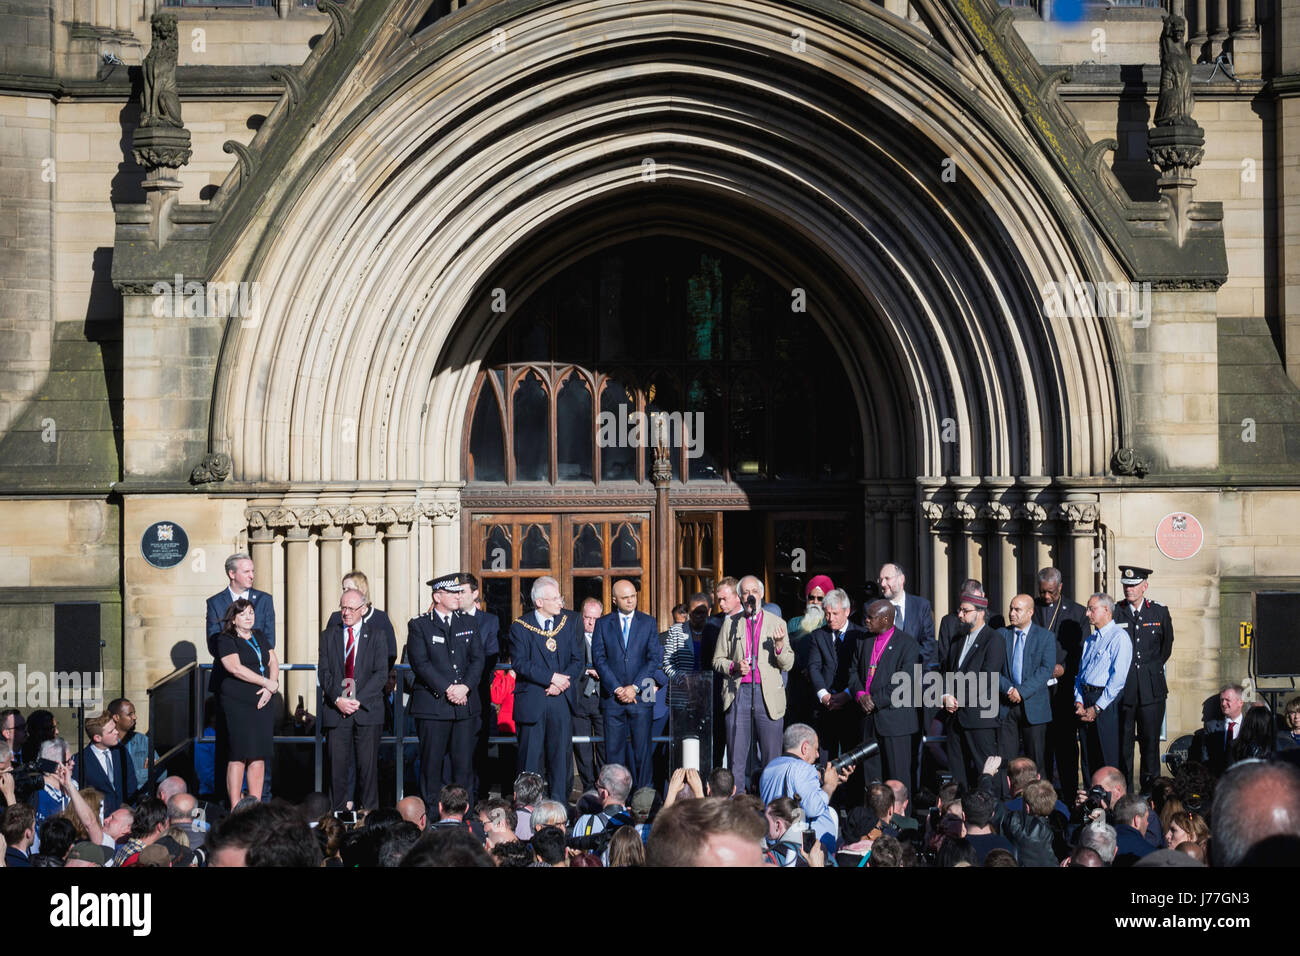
[407,573,484,814]
[1113,565,1173,794]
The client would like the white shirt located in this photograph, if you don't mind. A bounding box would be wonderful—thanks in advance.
[619,613,634,639]
[1226,716,1241,740]
[891,593,907,628]
[93,744,113,779]
[228,586,250,602]
[817,628,848,702]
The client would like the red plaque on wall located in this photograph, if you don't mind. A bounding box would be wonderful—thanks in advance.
[1155,512,1204,560]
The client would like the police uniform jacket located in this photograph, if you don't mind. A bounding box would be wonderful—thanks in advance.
[1113,598,1173,705]
[406,610,484,721]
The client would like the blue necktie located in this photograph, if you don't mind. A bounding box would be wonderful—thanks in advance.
[544,618,552,632]
[1014,631,1026,685]
[621,616,630,650]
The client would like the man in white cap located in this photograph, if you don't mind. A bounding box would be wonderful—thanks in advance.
[407,573,485,817]
[1112,566,1174,794]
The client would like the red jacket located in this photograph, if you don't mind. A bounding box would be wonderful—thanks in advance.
[491,669,517,734]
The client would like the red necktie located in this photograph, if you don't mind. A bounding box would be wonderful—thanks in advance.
[345,626,356,681]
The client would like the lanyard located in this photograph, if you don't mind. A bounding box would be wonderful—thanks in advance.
[246,634,266,675]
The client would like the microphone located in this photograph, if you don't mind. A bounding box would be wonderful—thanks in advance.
[743,595,757,618]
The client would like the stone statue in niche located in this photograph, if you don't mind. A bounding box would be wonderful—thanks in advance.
[1154,15,1195,128]
[141,13,184,129]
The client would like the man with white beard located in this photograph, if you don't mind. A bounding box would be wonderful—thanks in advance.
[787,575,834,727]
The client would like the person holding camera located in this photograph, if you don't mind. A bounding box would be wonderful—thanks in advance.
[758,723,853,856]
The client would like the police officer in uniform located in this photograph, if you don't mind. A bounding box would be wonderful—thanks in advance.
[1112,566,1174,794]
[407,573,485,816]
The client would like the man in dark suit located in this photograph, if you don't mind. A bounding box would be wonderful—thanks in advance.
[998,593,1058,772]
[206,552,276,662]
[1190,682,1245,776]
[942,592,1006,790]
[571,597,606,792]
[323,570,397,664]
[408,573,484,815]
[848,599,922,787]
[460,573,500,800]
[75,712,137,815]
[319,586,394,810]
[592,579,662,789]
[807,588,865,806]
[937,579,1007,667]
[1113,565,1174,793]
[1035,566,1088,796]
[877,562,936,670]
[510,576,584,802]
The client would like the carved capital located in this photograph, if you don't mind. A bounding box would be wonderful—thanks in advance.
[1013,502,1048,523]
[978,502,1013,522]
[947,500,977,522]
[1052,503,1099,529]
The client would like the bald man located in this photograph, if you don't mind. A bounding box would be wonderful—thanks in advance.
[593,580,662,789]
[166,792,207,850]
[997,594,1058,773]
[397,795,428,831]
[157,775,187,803]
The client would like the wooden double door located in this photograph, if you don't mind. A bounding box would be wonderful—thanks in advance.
[470,508,856,625]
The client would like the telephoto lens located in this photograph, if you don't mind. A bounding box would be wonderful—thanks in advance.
[831,740,879,772]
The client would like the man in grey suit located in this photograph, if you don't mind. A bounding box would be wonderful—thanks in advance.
[998,594,1059,774]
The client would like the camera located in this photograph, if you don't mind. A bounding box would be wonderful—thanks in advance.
[333,809,358,825]
[831,740,879,772]
[1083,784,1110,814]
[8,761,50,802]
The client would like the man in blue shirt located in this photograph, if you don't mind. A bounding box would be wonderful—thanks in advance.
[1074,593,1132,784]
[758,723,854,856]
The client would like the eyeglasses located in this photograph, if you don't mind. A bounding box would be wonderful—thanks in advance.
[807,595,824,604]
[340,603,365,612]
[957,606,977,615]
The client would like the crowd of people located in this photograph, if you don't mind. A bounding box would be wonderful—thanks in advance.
[2,552,1298,867]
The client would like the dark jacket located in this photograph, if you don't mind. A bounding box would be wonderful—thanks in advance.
[847,627,921,737]
[1114,598,1173,706]
[945,623,1006,730]
[407,611,485,721]
[509,609,584,724]
[807,623,864,703]
[319,614,395,729]
[1002,810,1066,867]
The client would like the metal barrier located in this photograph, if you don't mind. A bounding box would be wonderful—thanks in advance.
[147,661,674,803]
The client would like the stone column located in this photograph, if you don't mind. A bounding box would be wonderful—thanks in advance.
[981,502,1018,609]
[351,522,380,592]
[428,504,460,577]
[1188,0,1208,59]
[923,501,950,620]
[319,523,343,629]
[1056,502,1100,604]
[248,525,278,617]
[954,501,982,588]
[284,524,313,709]
[1209,0,1229,56]
[384,520,413,636]
[892,498,913,577]
[870,499,892,571]
[1015,502,1053,579]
